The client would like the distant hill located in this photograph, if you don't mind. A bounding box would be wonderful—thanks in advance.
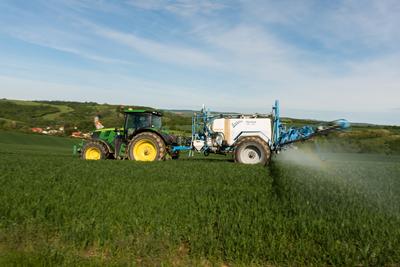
[0,98,323,133]
[0,98,193,134]
[1,98,399,154]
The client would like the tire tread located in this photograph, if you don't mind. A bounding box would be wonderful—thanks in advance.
[127,132,166,161]
[233,136,271,165]
[81,140,109,160]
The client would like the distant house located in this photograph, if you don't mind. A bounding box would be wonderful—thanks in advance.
[71,131,82,138]
[31,127,43,133]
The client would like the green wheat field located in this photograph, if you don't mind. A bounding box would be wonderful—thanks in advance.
[0,131,399,266]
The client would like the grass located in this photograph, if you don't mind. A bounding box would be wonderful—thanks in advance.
[0,131,399,266]
[0,130,77,156]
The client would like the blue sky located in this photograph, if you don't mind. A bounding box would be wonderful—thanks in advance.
[0,0,399,125]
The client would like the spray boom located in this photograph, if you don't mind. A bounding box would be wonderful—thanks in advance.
[272,101,350,151]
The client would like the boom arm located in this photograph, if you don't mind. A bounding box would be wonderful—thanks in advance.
[272,100,350,151]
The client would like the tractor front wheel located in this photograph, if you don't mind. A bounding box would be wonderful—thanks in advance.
[81,141,108,160]
[234,137,271,165]
[128,132,166,161]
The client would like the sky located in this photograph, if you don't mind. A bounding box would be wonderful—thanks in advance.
[0,0,399,125]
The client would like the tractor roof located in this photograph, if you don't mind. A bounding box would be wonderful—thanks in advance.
[124,108,162,116]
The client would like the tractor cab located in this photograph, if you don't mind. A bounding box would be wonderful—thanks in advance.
[123,109,163,139]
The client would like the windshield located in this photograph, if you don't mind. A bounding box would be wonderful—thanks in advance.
[125,113,162,131]
[152,115,162,129]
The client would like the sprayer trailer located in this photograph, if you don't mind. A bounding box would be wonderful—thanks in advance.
[74,100,350,165]
[171,100,349,165]
[190,115,273,165]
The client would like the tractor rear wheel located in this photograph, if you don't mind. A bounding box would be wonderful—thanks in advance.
[128,132,166,161]
[234,137,271,165]
[81,141,108,160]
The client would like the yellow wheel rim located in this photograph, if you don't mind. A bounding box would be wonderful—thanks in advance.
[133,140,157,161]
[85,147,101,160]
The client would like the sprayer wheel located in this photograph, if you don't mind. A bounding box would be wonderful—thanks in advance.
[128,132,166,161]
[234,136,271,166]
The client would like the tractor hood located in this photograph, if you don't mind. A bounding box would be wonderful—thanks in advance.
[90,127,124,141]
[94,127,123,133]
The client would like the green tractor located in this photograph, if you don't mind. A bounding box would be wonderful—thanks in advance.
[76,109,179,161]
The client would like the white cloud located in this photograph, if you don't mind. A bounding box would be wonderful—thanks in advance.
[179,1,400,113]
[241,0,400,51]
[199,25,305,80]
[84,14,400,114]
[127,0,225,16]
[0,25,133,65]
[240,0,312,25]
[326,0,400,48]
[62,0,125,13]
[90,24,221,68]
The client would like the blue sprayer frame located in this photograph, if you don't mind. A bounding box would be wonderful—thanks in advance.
[171,100,350,153]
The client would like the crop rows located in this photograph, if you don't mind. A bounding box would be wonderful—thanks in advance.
[0,132,399,265]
